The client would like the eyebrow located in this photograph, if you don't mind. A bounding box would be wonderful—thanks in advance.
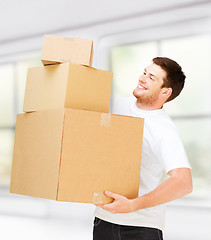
[144,68,158,79]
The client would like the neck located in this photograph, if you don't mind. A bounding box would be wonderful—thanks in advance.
[135,99,163,110]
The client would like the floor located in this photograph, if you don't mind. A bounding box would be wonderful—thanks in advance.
[1,194,211,240]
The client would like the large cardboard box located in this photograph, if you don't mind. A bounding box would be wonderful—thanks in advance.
[23,62,112,113]
[10,108,144,204]
[41,35,93,66]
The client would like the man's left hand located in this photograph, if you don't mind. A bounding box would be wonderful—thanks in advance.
[97,191,136,214]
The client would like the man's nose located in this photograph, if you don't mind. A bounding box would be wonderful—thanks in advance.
[139,74,147,83]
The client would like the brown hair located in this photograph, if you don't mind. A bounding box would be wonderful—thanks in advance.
[153,57,186,102]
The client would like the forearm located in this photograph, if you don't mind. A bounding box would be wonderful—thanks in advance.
[98,168,192,214]
[132,168,193,211]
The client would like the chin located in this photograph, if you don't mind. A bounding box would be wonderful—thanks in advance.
[133,89,138,98]
[133,89,142,99]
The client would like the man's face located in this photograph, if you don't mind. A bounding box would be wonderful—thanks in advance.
[133,63,167,106]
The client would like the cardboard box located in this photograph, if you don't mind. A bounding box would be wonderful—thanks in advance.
[10,108,144,204]
[41,35,93,66]
[23,62,112,113]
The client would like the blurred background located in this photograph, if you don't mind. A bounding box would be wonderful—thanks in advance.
[0,0,211,239]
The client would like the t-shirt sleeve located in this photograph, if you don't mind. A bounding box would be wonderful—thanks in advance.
[158,130,191,173]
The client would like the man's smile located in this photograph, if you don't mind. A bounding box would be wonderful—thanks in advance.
[137,83,148,90]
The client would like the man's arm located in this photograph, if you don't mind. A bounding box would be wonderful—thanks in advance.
[97,168,192,214]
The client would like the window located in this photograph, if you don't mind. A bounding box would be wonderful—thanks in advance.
[0,52,41,185]
[110,34,211,200]
[0,64,15,127]
[0,64,15,184]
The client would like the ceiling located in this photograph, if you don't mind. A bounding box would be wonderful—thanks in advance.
[0,0,210,43]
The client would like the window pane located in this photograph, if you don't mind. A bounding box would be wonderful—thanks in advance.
[0,64,15,127]
[173,118,211,199]
[161,35,211,116]
[0,129,14,184]
[111,42,157,98]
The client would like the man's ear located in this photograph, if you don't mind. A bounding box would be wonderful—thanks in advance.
[162,87,172,98]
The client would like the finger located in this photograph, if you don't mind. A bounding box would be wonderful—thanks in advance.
[103,203,113,210]
[102,203,117,213]
[104,191,120,199]
[102,199,118,210]
[94,204,104,208]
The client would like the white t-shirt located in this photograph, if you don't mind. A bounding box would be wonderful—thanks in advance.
[94,96,191,231]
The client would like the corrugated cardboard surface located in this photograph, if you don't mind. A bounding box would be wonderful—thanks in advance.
[10,108,144,204]
[23,63,69,112]
[23,63,112,113]
[65,64,112,113]
[41,35,93,67]
[10,109,65,200]
[58,109,144,204]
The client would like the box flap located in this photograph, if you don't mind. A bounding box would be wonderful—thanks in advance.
[41,35,93,67]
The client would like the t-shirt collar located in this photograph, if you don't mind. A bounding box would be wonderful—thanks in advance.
[130,99,164,117]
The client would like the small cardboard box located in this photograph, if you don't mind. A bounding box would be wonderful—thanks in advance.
[23,62,112,113]
[41,35,93,66]
[10,108,144,204]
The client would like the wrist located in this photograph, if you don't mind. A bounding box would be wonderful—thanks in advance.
[132,196,145,211]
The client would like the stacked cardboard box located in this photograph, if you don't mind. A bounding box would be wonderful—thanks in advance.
[10,35,144,204]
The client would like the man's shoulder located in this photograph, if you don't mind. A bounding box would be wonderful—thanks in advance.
[151,112,181,141]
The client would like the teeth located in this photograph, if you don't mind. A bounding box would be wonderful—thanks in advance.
[137,84,146,90]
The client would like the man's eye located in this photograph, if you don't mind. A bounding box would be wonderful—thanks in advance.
[144,72,147,75]
[150,76,154,80]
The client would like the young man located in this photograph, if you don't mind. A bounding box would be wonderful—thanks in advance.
[93,57,193,240]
